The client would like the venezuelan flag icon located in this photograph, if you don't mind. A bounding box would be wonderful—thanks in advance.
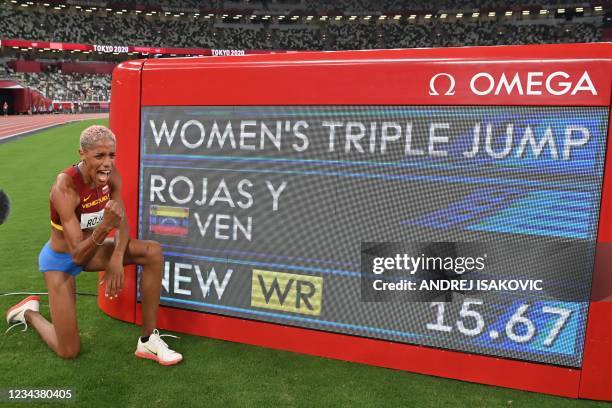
[149,205,189,237]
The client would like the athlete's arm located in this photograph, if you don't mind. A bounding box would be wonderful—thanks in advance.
[51,173,120,266]
[102,171,128,298]
[109,171,129,261]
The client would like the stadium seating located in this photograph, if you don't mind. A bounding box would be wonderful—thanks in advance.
[0,2,605,50]
[1,65,110,102]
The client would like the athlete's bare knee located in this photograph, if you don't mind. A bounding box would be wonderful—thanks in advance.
[57,343,80,359]
[55,332,80,359]
[145,240,163,265]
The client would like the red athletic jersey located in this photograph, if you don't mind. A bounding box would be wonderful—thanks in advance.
[50,165,111,231]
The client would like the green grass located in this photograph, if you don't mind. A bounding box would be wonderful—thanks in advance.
[0,120,610,407]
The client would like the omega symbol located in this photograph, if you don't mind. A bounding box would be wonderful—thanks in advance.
[429,73,456,96]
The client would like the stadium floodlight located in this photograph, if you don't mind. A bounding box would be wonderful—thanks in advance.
[409,14,416,19]
[505,11,512,16]
[594,6,603,11]
[349,15,357,20]
[146,12,152,16]
[363,15,371,20]
[488,11,495,17]
[576,7,584,12]
[378,15,386,20]
[440,13,447,19]
[105,8,112,11]
[135,10,142,13]
[278,15,285,19]
[522,10,530,15]
[250,15,256,19]
[10,0,16,3]
[456,13,463,18]
[116,11,123,15]
[20,4,28,7]
[306,15,313,20]
[393,15,401,20]
[85,9,92,12]
[424,14,432,19]
[335,15,342,20]
[539,9,548,14]
[472,12,480,17]
[320,16,328,20]
[43,3,50,5]
[558,8,565,13]
[53,6,60,9]
[75,5,81,9]
[291,15,300,20]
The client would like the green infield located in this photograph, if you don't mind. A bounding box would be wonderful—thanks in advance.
[0,119,608,407]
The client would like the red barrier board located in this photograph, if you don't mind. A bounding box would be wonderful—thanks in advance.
[105,43,612,400]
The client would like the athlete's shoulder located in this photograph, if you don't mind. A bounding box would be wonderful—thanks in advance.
[62,165,79,177]
[52,170,78,197]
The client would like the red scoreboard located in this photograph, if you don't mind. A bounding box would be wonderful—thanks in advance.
[103,43,612,400]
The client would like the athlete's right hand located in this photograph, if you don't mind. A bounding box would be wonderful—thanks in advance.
[103,200,123,228]
[101,256,124,299]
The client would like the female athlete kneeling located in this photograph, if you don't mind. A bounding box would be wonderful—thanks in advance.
[6,125,182,365]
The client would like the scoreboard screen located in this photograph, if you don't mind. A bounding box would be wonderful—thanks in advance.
[138,105,608,368]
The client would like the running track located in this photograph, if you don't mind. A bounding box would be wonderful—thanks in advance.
[0,113,109,141]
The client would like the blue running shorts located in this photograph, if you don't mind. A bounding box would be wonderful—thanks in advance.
[39,241,83,277]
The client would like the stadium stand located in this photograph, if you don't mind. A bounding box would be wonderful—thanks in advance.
[0,1,606,50]
[6,70,111,102]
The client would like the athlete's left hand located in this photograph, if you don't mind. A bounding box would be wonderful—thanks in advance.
[103,256,124,299]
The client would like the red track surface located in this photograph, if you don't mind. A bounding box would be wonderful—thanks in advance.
[0,113,109,141]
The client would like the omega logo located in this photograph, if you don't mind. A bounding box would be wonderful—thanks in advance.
[429,73,456,96]
[428,71,597,97]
